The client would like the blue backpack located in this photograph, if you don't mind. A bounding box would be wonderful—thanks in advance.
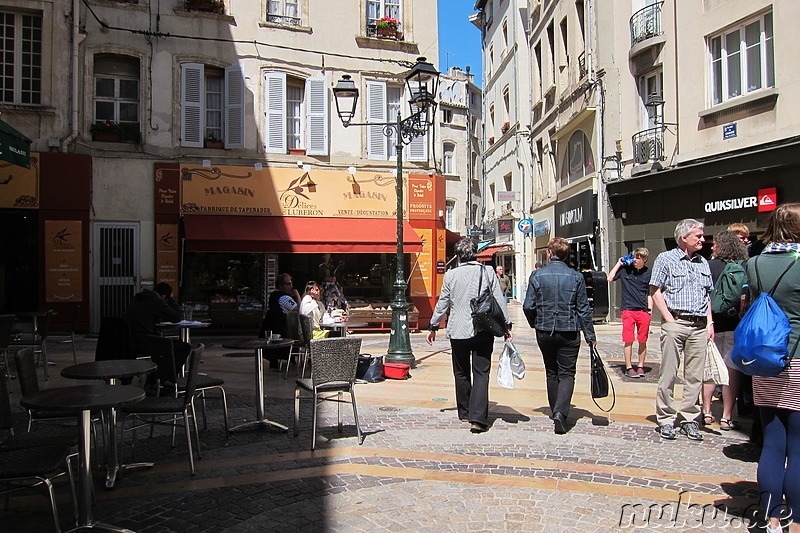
[731,256,800,377]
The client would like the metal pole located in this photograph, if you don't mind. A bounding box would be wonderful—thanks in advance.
[386,111,414,367]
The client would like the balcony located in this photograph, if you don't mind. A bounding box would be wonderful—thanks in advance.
[629,2,663,47]
[631,126,666,165]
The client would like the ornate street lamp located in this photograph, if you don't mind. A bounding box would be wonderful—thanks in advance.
[333,57,440,368]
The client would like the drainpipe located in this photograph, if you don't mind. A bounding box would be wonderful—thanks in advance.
[62,0,84,152]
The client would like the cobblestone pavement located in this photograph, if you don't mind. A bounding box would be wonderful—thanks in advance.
[2,303,769,532]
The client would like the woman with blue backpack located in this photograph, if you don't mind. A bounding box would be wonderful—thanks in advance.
[745,204,800,533]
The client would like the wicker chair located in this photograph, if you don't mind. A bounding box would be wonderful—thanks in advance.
[297,314,313,377]
[120,344,204,475]
[293,337,363,450]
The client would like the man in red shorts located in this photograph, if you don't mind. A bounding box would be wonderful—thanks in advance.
[607,248,652,378]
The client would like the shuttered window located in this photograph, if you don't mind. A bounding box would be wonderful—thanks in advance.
[264,72,328,155]
[180,63,245,148]
[366,80,387,160]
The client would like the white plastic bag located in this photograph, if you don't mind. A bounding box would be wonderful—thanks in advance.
[497,347,514,389]
[506,340,525,379]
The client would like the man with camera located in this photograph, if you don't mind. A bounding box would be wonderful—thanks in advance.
[607,248,652,378]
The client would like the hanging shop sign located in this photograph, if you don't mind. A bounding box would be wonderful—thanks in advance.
[555,190,595,239]
[498,218,514,235]
[517,218,533,233]
[0,153,38,209]
[0,120,31,168]
[534,219,551,237]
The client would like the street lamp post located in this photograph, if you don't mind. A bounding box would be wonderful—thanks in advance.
[333,57,439,368]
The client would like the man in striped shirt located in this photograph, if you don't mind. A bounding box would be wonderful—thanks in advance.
[649,219,715,441]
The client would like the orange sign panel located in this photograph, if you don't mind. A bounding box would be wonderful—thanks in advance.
[45,220,82,302]
[156,223,180,297]
[0,153,39,209]
[408,175,435,219]
[179,165,402,218]
[410,228,433,297]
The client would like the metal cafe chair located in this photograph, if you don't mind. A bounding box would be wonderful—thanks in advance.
[9,310,55,378]
[0,315,15,379]
[45,304,82,366]
[293,336,364,450]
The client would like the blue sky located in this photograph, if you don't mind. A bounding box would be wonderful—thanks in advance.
[438,0,483,86]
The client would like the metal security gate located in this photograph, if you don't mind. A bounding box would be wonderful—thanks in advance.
[92,222,140,332]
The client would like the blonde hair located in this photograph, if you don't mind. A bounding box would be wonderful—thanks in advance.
[726,222,750,238]
[633,247,649,260]
[763,204,800,244]
[548,238,570,261]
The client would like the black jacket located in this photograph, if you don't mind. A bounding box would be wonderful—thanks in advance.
[125,290,181,351]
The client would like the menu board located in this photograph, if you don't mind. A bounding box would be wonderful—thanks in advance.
[44,220,82,302]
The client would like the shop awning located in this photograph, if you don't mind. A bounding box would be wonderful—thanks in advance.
[184,216,424,253]
[476,244,512,261]
[0,120,31,168]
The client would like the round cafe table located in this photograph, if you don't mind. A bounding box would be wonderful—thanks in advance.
[21,384,144,532]
[156,320,210,345]
[62,359,156,489]
[221,338,294,433]
[321,321,368,337]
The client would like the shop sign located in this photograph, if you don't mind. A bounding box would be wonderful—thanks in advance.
[436,260,446,274]
[497,219,514,235]
[156,223,180,296]
[517,218,533,233]
[555,190,595,238]
[0,153,38,209]
[45,220,82,302]
[408,175,435,219]
[534,219,551,237]
[498,191,518,203]
[410,228,433,297]
[704,195,758,213]
[758,187,777,212]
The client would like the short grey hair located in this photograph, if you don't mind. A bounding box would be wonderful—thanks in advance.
[454,237,477,262]
[674,219,704,241]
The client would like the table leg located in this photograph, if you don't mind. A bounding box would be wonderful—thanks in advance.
[76,409,93,527]
[103,378,153,490]
[229,347,287,433]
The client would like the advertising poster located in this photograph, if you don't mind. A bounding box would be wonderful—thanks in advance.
[45,220,82,302]
[156,223,180,297]
[410,228,433,297]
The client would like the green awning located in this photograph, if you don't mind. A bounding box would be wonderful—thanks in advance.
[0,120,31,168]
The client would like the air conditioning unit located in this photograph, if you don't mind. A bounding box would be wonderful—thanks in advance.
[633,140,652,164]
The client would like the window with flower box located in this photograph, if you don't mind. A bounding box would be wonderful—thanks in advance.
[93,54,140,142]
[365,80,427,162]
[181,63,244,148]
[0,11,41,105]
[366,0,401,38]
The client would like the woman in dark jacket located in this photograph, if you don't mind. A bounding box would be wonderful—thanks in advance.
[427,238,513,433]
[523,237,596,434]
[747,204,800,533]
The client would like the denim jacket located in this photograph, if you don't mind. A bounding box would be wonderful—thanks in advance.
[522,258,596,343]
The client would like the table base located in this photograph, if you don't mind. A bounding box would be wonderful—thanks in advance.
[229,418,288,433]
[104,461,154,490]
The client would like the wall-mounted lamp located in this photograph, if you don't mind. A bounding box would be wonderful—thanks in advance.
[254,162,263,171]
[302,164,311,173]
[296,160,304,168]
[202,160,211,168]
[347,166,357,175]
[347,166,361,194]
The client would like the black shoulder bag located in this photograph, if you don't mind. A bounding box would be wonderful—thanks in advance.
[470,265,508,337]
[590,345,615,412]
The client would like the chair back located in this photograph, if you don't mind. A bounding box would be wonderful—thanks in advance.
[0,371,13,434]
[299,314,313,347]
[142,334,178,385]
[0,314,14,350]
[96,316,135,361]
[69,303,82,332]
[38,310,55,340]
[181,344,204,406]
[308,337,362,388]
[286,312,301,342]
[14,348,40,396]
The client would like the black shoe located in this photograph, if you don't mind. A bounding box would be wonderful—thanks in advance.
[470,422,488,433]
[553,412,567,434]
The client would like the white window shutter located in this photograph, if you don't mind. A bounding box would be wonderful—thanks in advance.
[407,130,428,161]
[224,65,245,148]
[264,72,286,154]
[366,80,387,160]
[305,75,328,155]
[181,63,204,147]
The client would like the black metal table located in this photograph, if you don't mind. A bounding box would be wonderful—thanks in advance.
[221,338,293,432]
[62,359,156,489]
[21,384,144,532]
[156,320,210,345]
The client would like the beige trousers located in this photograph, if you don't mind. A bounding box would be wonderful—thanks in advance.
[656,319,708,425]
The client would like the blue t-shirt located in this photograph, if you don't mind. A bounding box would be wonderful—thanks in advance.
[613,265,651,310]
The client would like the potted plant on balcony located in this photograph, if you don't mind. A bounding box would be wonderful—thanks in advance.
[204,134,224,149]
[375,17,400,39]
[500,121,510,134]
[90,120,121,142]
[488,136,495,146]
[187,0,224,14]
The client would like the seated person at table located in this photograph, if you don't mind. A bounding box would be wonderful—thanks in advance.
[126,282,190,371]
[299,281,330,339]
[260,273,301,369]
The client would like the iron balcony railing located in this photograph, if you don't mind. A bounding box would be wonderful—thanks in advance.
[266,13,301,26]
[630,2,663,47]
[577,51,587,79]
[631,126,666,165]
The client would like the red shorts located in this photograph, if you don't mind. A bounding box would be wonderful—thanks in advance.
[621,310,651,343]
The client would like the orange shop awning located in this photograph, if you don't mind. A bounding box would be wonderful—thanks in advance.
[183,216,424,254]
[476,244,512,262]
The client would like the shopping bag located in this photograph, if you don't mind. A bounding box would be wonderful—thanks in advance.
[497,348,514,389]
[356,354,385,383]
[505,340,525,379]
[704,339,729,386]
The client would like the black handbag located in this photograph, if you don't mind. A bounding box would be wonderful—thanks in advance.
[356,354,385,383]
[590,345,615,412]
[470,265,508,337]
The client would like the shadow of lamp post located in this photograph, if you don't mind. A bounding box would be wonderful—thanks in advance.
[332,57,440,368]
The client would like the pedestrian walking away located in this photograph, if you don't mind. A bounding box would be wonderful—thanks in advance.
[522,237,596,435]
[649,219,714,442]
[427,238,513,434]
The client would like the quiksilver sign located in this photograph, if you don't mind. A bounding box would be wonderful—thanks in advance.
[704,196,758,213]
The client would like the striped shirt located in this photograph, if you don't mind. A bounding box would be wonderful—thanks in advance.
[649,247,713,315]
